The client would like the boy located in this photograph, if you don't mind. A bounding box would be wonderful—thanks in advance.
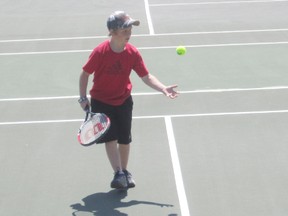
[78,11,178,189]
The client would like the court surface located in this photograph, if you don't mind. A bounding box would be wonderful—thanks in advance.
[1,0,288,216]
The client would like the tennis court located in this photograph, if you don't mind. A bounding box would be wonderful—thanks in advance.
[1,0,288,215]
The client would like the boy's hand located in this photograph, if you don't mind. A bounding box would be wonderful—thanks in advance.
[78,97,90,111]
[163,85,179,99]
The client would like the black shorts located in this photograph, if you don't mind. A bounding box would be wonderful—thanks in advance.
[91,96,133,144]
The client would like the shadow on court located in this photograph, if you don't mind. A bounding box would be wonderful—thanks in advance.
[70,190,174,216]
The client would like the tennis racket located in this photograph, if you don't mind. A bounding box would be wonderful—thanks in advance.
[77,107,111,146]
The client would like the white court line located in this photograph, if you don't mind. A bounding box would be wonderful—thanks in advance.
[134,109,288,119]
[138,41,288,50]
[1,109,288,126]
[150,0,288,6]
[0,49,91,56]
[165,116,190,216]
[144,0,155,35]
[0,95,80,102]
[1,41,288,56]
[0,119,83,125]
[1,28,288,43]
[0,36,107,43]
[1,86,288,102]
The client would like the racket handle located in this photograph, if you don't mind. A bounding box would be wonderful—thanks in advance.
[84,105,90,121]
[84,105,90,112]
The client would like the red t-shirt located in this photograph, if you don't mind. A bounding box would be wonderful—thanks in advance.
[83,40,149,105]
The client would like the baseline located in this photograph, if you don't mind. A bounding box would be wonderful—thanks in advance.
[1,86,288,102]
[1,41,288,56]
[1,28,288,43]
[1,109,288,126]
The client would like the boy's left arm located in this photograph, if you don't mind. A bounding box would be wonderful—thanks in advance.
[141,74,179,99]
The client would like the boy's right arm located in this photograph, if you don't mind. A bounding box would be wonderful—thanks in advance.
[79,71,90,110]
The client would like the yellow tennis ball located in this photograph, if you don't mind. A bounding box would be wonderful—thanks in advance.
[176,46,186,55]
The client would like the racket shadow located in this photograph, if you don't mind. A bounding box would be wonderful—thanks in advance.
[70,190,173,216]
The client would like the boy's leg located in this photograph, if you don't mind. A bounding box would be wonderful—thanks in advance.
[105,140,128,188]
[119,143,130,170]
[105,141,130,171]
[105,141,135,188]
[105,140,122,172]
[119,143,136,188]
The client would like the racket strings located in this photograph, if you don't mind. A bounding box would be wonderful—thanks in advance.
[91,114,110,133]
[78,113,110,146]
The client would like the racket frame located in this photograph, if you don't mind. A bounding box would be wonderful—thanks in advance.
[78,111,111,146]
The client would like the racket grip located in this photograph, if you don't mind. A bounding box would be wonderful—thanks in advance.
[84,105,90,121]
[84,105,90,112]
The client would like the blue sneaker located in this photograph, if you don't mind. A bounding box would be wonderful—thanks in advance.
[123,170,136,188]
[110,171,128,189]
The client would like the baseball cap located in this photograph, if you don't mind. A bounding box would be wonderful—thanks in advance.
[107,11,140,31]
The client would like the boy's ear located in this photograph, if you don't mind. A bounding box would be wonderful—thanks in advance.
[109,29,117,36]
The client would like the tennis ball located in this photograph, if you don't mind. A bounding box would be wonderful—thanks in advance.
[176,46,186,55]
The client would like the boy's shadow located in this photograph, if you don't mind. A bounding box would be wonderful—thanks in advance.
[71,190,173,216]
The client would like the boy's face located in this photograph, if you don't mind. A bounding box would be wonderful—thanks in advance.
[111,26,132,43]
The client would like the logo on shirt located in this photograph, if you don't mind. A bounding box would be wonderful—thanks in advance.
[106,60,123,75]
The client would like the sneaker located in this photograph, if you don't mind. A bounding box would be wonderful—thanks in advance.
[110,171,128,189]
[123,170,136,188]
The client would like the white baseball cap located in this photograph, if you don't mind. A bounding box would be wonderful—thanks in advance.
[107,11,140,30]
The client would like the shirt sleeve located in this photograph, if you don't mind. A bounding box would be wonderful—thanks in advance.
[133,50,149,77]
[82,48,99,74]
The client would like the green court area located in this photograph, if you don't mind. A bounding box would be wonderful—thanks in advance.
[1,0,288,216]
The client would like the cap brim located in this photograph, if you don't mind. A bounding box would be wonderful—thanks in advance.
[123,19,140,28]
[130,20,140,26]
